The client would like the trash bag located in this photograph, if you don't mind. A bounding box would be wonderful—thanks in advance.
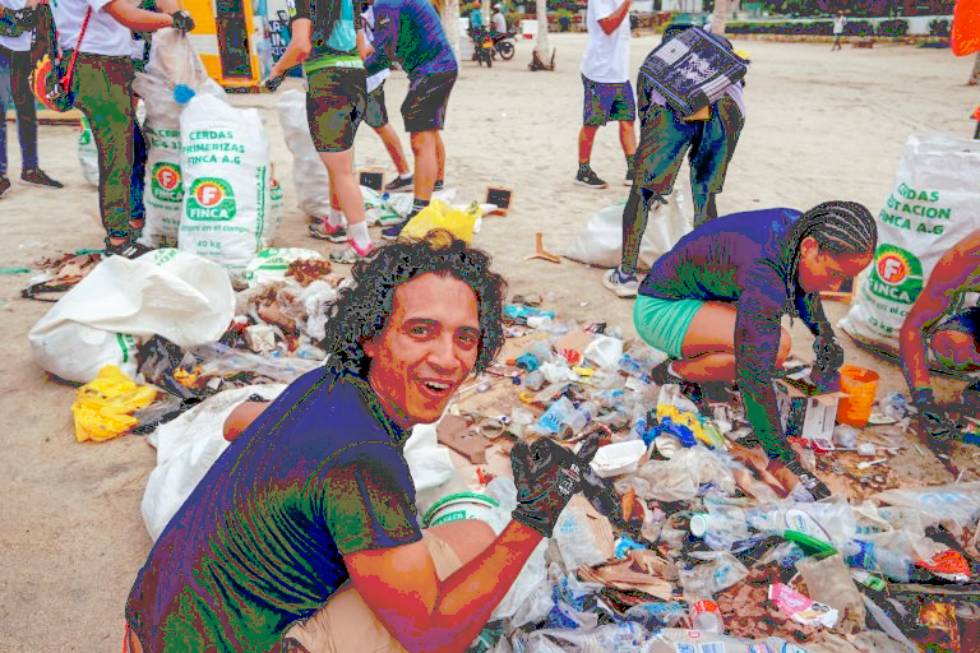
[77,115,98,187]
[563,190,693,270]
[178,94,274,275]
[28,249,235,383]
[141,384,284,540]
[277,89,332,221]
[840,133,980,356]
[400,199,481,244]
[71,365,158,442]
[134,28,225,248]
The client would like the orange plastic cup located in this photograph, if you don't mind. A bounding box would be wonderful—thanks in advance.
[836,364,880,428]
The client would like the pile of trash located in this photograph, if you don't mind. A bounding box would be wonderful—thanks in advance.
[404,297,980,653]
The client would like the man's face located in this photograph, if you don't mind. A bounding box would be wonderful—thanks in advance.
[797,236,872,294]
[364,273,482,428]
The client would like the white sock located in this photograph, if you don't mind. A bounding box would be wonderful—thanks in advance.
[327,208,344,228]
[349,221,371,249]
[399,172,412,180]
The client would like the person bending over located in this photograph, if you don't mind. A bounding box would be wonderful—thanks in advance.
[125,232,593,653]
[632,202,877,500]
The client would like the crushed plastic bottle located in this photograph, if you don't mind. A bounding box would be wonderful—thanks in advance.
[843,540,913,582]
[690,598,725,634]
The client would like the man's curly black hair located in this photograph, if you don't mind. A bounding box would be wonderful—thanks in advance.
[320,230,507,378]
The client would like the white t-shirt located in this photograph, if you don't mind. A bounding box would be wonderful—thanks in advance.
[53,0,135,56]
[362,6,389,93]
[0,0,32,52]
[492,12,506,34]
[580,0,630,84]
[833,16,846,35]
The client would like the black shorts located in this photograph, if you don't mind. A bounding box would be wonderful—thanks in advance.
[306,66,367,152]
[401,70,456,133]
[365,82,389,129]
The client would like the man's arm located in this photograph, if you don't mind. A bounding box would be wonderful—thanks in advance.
[900,229,980,392]
[269,17,312,78]
[597,0,630,36]
[103,0,172,31]
[345,520,541,653]
[367,2,398,69]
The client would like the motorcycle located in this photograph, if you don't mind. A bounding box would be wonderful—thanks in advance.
[472,28,494,67]
[490,30,516,61]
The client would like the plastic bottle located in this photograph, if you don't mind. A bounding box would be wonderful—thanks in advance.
[843,540,913,582]
[690,599,725,634]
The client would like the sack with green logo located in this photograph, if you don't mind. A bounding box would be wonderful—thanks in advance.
[178,93,272,275]
[841,133,980,355]
[134,29,225,248]
[77,114,99,187]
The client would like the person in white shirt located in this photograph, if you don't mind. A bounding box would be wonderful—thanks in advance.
[491,3,506,35]
[51,0,193,258]
[0,0,62,197]
[831,12,846,51]
[575,0,636,189]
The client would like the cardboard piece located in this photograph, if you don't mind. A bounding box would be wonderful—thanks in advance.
[436,414,490,464]
[358,168,385,192]
[776,379,847,444]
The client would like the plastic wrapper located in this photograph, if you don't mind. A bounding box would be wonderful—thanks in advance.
[634,448,736,502]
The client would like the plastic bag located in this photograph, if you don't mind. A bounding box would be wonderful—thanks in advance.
[553,500,614,571]
[77,114,98,187]
[242,247,326,287]
[402,421,457,492]
[400,199,480,244]
[71,365,158,442]
[141,384,284,540]
[277,89,332,220]
[635,447,736,502]
[563,191,693,270]
[28,249,235,383]
[178,94,273,274]
[872,482,980,532]
[797,554,866,634]
[841,133,980,355]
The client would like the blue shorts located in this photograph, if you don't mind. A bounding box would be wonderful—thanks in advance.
[582,74,636,126]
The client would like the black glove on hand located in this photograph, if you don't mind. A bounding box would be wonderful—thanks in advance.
[511,437,589,538]
[912,388,959,442]
[813,331,844,372]
[171,10,195,33]
[262,73,285,93]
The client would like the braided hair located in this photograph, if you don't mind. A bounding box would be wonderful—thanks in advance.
[785,200,877,313]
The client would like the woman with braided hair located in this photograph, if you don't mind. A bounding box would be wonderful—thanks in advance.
[633,202,877,500]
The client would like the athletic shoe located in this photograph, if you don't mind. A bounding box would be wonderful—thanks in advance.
[106,240,153,259]
[575,166,608,189]
[329,240,375,264]
[384,174,413,193]
[0,175,9,198]
[381,218,410,241]
[21,168,63,189]
[433,179,445,192]
[602,267,639,298]
[782,457,832,501]
[308,220,348,243]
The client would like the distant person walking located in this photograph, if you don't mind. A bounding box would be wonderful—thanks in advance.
[969,52,979,86]
[575,0,637,189]
[831,12,846,51]
[0,0,62,199]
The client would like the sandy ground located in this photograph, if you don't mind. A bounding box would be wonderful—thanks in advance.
[0,34,978,651]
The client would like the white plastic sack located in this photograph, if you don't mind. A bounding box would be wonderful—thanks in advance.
[403,421,457,492]
[267,174,285,247]
[277,89,332,220]
[178,94,273,273]
[78,115,99,187]
[28,249,235,383]
[841,133,980,353]
[134,29,226,248]
[142,384,285,540]
[564,190,693,269]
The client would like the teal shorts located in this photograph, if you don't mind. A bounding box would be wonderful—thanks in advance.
[633,294,705,359]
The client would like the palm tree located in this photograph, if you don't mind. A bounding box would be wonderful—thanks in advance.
[439,0,462,63]
[710,0,732,33]
[534,0,551,65]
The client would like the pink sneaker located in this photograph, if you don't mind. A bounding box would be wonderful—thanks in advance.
[329,240,375,264]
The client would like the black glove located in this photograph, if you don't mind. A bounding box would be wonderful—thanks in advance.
[171,10,195,33]
[262,73,285,93]
[813,331,844,372]
[511,437,591,537]
[912,388,959,442]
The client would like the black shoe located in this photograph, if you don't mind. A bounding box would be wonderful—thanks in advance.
[783,457,832,501]
[574,165,608,189]
[383,174,413,193]
[0,175,9,198]
[433,179,445,192]
[106,240,153,259]
[21,168,64,189]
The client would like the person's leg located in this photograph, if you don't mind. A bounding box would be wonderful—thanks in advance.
[129,115,147,238]
[397,71,455,220]
[435,131,445,185]
[577,125,600,166]
[321,149,367,227]
[73,54,138,248]
[970,52,980,86]
[610,80,637,183]
[619,185,658,275]
[688,95,744,227]
[410,130,438,202]
[374,123,411,176]
[0,46,12,181]
[283,520,497,653]
[9,49,38,174]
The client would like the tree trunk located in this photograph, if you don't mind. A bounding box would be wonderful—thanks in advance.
[534,0,550,59]
[482,0,491,25]
[441,0,462,63]
[709,0,731,34]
